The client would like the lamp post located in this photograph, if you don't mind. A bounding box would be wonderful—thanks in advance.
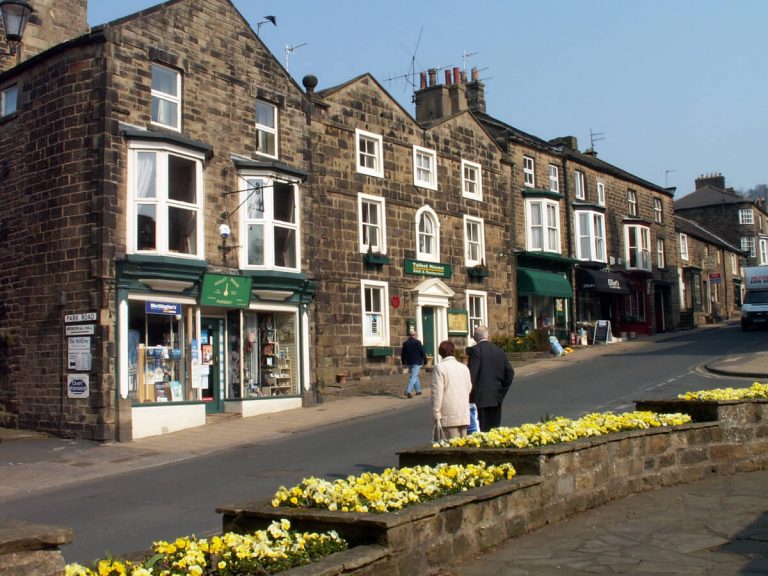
[0,0,34,56]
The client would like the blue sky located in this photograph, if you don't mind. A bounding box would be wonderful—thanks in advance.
[88,0,768,197]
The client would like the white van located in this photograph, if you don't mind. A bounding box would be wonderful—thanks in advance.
[741,266,768,330]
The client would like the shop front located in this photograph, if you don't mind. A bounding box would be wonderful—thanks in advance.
[516,267,573,340]
[575,265,629,331]
[116,258,314,440]
[618,272,653,336]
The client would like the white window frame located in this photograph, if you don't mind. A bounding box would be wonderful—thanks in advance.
[574,170,586,200]
[413,145,437,190]
[358,193,387,254]
[255,99,278,159]
[461,159,482,200]
[466,290,488,338]
[731,253,738,274]
[356,129,383,178]
[574,210,606,262]
[1,84,17,116]
[656,238,665,269]
[150,63,181,131]
[415,205,440,262]
[624,224,651,271]
[463,215,485,266]
[760,238,768,265]
[627,189,637,216]
[239,174,300,271]
[126,140,204,258]
[523,156,535,187]
[597,181,606,206]
[679,233,689,261]
[739,208,754,225]
[525,198,561,253]
[548,164,559,193]
[741,236,755,258]
[653,198,663,223]
[361,280,390,346]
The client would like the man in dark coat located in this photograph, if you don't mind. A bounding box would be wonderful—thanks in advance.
[401,330,427,398]
[467,325,514,431]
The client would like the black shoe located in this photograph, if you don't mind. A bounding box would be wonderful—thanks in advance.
[406,392,413,399]
[415,391,422,396]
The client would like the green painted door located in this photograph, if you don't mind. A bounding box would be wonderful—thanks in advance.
[201,318,224,414]
[421,307,435,358]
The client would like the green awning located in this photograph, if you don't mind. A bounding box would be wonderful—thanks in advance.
[517,267,573,298]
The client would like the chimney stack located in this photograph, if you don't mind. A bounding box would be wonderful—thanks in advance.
[465,67,486,114]
[695,172,725,191]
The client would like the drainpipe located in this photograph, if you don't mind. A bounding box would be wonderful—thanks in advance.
[562,153,575,335]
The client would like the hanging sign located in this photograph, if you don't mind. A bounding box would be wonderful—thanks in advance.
[200,274,253,308]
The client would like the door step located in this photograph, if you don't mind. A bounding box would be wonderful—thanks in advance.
[205,412,242,425]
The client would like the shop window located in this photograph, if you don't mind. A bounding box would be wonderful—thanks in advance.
[241,176,299,270]
[127,301,193,403]
[625,291,646,322]
[128,142,204,257]
[241,312,298,398]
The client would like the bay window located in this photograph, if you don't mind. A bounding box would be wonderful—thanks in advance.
[575,210,606,262]
[526,198,560,253]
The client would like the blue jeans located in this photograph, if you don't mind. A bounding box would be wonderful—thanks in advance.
[406,365,422,394]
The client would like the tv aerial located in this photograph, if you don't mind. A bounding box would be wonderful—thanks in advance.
[384,26,424,92]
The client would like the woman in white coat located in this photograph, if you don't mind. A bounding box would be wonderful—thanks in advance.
[431,340,473,440]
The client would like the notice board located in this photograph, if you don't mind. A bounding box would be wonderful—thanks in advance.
[593,320,612,344]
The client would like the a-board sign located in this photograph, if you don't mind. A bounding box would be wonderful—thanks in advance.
[593,320,612,344]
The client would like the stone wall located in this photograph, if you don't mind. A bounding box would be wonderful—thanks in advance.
[0,519,71,576]
[218,398,768,576]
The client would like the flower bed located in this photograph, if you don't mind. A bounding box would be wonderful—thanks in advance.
[65,520,347,576]
[271,461,517,513]
[678,382,768,401]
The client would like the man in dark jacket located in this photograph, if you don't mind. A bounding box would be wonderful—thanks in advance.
[467,325,514,431]
[401,330,427,398]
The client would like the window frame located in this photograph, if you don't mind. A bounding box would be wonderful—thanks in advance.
[656,238,666,269]
[731,253,739,275]
[741,236,755,259]
[150,63,182,131]
[361,279,390,346]
[413,145,438,190]
[358,193,387,254]
[739,208,755,225]
[760,238,768,265]
[525,198,561,253]
[238,174,301,271]
[627,189,637,216]
[679,233,689,261]
[126,140,205,258]
[574,210,606,262]
[653,198,663,223]
[624,224,651,271]
[254,99,278,159]
[574,170,586,200]
[523,156,535,188]
[466,290,488,338]
[548,164,559,193]
[415,205,440,262]
[1,84,18,117]
[461,159,483,200]
[356,129,383,178]
[597,181,606,206]
[463,215,486,266]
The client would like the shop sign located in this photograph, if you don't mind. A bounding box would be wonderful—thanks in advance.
[65,324,94,336]
[709,273,722,284]
[200,274,253,308]
[145,301,182,316]
[67,373,89,399]
[67,336,92,371]
[65,312,97,323]
[404,258,452,278]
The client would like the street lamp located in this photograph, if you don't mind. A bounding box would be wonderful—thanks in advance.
[0,0,34,57]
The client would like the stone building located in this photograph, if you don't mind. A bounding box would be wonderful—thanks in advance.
[674,215,745,327]
[306,70,514,386]
[0,0,318,440]
[675,173,768,267]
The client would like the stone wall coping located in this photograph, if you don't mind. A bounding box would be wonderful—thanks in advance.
[398,421,717,459]
[217,475,542,530]
[0,519,72,555]
[277,544,389,576]
[636,398,768,406]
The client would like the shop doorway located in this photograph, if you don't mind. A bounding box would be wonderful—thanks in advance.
[421,307,435,358]
[201,317,224,413]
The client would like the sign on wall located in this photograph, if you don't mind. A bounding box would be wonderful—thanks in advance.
[404,259,452,278]
[200,274,253,308]
[67,373,89,399]
[448,309,469,336]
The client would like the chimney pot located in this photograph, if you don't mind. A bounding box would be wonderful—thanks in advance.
[428,68,437,87]
[453,67,461,85]
[445,70,452,85]
[471,67,480,82]
[420,71,427,90]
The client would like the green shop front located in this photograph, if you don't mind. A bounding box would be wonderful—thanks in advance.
[116,257,315,440]
[515,251,574,340]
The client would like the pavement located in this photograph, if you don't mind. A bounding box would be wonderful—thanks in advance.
[1,321,767,574]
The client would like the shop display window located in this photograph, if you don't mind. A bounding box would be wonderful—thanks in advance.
[127,301,195,403]
[242,311,298,398]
